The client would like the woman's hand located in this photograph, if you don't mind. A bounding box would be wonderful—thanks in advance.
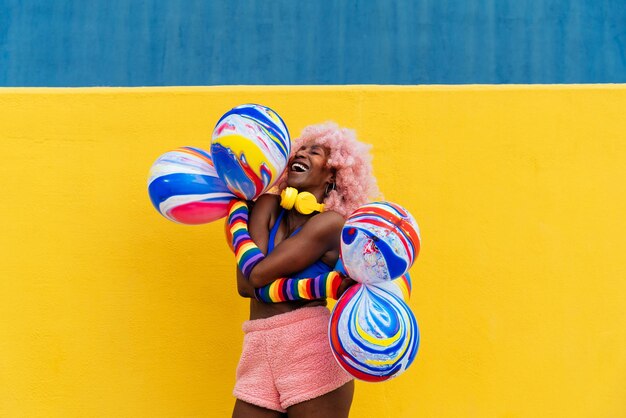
[336,275,357,299]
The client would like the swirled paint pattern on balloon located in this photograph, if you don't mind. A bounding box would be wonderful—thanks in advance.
[372,272,412,302]
[340,201,421,284]
[147,147,236,224]
[329,284,419,382]
[211,104,290,200]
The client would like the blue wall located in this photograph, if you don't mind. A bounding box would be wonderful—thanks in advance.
[1,0,625,86]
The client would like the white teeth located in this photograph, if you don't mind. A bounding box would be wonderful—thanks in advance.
[292,163,308,172]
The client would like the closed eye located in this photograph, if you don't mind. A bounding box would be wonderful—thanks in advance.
[310,145,323,155]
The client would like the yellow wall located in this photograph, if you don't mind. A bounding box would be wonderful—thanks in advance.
[1,86,625,418]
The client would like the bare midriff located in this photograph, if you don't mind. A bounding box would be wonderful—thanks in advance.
[248,298,327,320]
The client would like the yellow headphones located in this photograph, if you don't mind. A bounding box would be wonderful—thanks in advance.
[280,187,325,215]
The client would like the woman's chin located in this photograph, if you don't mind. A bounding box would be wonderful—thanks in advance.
[286,174,306,189]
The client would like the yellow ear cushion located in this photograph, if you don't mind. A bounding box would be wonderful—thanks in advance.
[294,191,325,215]
[280,187,298,210]
[280,187,325,214]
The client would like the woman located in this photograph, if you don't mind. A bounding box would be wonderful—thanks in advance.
[228,122,379,418]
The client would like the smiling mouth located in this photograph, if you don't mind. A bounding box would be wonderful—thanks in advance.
[291,162,309,173]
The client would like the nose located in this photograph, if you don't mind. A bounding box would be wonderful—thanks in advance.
[294,146,309,159]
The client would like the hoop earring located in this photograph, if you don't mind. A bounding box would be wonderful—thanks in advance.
[325,182,336,196]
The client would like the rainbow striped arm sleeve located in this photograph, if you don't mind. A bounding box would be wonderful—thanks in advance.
[254,271,343,303]
[227,200,265,280]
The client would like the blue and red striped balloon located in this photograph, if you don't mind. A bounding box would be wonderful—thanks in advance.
[340,201,421,284]
[147,146,236,225]
[329,283,420,382]
[374,272,412,303]
[330,201,421,382]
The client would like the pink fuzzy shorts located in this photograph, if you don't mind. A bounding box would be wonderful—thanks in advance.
[233,306,353,412]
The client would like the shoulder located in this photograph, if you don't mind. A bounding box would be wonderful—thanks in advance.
[249,193,280,227]
[316,210,346,227]
[253,193,280,210]
[301,210,345,237]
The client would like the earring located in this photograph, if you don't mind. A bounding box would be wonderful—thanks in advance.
[325,182,336,196]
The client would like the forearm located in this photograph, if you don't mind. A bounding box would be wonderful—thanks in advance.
[249,268,282,288]
[227,201,292,292]
[254,271,343,303]
[227,200,281,295]
[227,201,265,280]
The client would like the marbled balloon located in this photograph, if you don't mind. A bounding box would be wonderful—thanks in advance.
[329,284,420,382]
[148,147,236,225]
[211,104,290,200]
[373,272,412,303]
[341,202,421,284]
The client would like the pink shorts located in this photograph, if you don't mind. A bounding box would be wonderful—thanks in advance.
[233,306,353,412]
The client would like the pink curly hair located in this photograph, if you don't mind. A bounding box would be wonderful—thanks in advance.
[275,122,380,218]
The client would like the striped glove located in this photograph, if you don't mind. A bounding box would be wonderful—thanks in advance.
[226,200,265,280]
[254,271,343,303]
